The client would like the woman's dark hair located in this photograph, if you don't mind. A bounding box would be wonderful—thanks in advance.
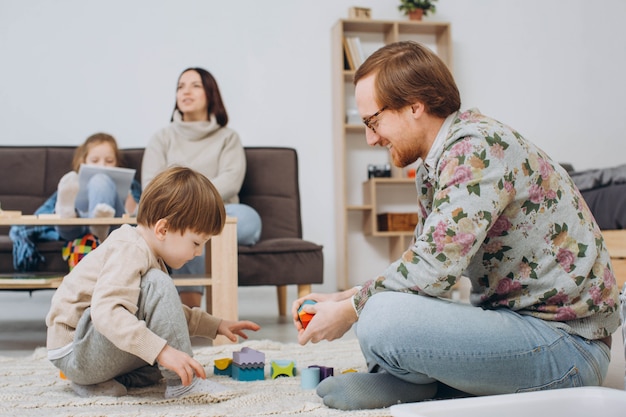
[171,67,229,126]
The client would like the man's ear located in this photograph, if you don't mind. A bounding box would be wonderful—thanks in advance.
[411,102,425,117]
[154,218,168,241]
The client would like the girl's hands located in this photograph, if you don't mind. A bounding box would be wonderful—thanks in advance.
[217,319,260,342]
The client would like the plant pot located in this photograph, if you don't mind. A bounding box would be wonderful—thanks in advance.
[408,9,424,21]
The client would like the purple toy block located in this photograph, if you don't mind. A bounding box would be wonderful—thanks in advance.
[308,365,334,381]
[233,347,265,366]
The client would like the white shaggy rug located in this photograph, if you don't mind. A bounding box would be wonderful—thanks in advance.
[0,338,394,417]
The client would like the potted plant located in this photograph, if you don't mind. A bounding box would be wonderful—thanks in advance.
[398,0,437,20]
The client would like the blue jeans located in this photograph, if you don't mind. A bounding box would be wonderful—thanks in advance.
[173,203,262,293]
[57,173,125,241]
[356,292,610,395]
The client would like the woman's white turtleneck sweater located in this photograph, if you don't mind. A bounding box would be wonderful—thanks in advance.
[142,113,245,204]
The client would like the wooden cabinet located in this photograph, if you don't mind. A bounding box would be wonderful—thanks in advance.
[331,19,453,289]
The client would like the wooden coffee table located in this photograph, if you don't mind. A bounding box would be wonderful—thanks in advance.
[0,215,238,345]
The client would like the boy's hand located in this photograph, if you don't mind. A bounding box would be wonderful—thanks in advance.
[157,344,206,386]
[217,319,260,342]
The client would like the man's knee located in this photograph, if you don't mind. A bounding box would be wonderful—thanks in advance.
[357,293,397,344]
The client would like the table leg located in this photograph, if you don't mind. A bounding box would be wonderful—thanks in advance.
[206,217,238,345]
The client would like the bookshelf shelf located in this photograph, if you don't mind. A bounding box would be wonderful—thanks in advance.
[332,18,452,289]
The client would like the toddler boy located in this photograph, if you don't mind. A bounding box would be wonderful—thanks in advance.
[46,166,259,400]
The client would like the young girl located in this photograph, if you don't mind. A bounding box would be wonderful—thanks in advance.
[142,67,262,307]
[9,133,141,271]
[55,132,140,241]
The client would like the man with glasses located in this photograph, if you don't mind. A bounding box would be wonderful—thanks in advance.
[292,41,619,410]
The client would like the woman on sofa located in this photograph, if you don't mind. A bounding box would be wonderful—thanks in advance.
[142,67,262,308]
[10,133,141,271]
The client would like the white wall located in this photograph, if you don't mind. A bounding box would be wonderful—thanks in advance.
[1,0,625,292]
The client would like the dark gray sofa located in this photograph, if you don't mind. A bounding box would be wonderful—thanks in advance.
[0,146,323,314]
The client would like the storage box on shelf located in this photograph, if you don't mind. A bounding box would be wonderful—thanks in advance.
[377,212,418,232]
[332,19,452,289]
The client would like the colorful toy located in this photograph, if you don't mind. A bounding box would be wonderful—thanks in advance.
[309,365,333,381]
[298,300,317,329]
[213,358,233,376]
[232,347,265,381]
[300,367,320,389]
[270,360,296,379]
[62,233,100,270]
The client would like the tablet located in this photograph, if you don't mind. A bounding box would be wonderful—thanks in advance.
[76,164,136,213]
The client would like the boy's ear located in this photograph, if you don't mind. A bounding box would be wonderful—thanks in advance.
[154,219,169,240]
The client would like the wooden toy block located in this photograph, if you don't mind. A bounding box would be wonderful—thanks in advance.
[232,364,264,381]
[270,360,296,379]
[308,365,333,381]
[298,300,317,329]
[232,347,265,381]
[213,357,233,376]
[233,347,265,366]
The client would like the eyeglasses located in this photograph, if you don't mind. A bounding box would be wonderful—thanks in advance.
[362,106,387,133]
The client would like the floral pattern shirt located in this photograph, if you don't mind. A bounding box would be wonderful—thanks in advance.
[353,109,620,339]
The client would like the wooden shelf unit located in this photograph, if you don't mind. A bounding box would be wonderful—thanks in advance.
[332,19,452,289]
[602,230,626,289]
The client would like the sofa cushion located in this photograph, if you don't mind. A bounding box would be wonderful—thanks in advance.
[238,238,323,286]
[0,236,68,275]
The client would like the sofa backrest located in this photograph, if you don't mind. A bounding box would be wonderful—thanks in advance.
[0,147,74,216]
[240,147,302,241]
[0,146,303,242]
[0,146,144,234]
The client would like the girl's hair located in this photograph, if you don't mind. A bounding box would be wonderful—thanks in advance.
[137,166,226,236]
[72,132,122,172]
[171,67,229,126]
[354,41,460,118]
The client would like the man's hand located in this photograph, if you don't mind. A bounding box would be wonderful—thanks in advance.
[156,344,206,386]
[291,289,359,333]
[295,298,358,345]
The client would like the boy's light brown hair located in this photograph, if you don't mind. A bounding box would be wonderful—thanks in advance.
[137,166,226,236]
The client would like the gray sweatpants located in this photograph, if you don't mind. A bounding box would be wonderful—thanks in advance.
[52,269,192,386]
